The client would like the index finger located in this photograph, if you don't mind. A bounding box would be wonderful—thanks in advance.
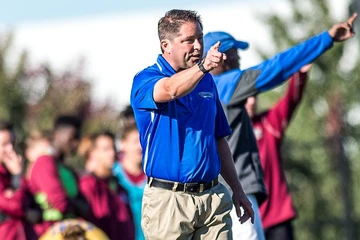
[210,41,221,51]
[348,13,358,25]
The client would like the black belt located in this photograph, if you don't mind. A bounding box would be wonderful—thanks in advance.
[148,177,218,193]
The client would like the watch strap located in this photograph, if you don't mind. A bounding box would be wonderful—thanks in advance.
[198,60,209,74]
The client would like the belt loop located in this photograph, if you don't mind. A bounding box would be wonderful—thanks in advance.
[199,183,204,193]
[211,178,217,188]
[172,182,179,192]
[183,183,187,192]
[148,177,153,187]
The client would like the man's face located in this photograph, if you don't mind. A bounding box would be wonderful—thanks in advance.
[0,130,14,162]
[55,127,79,155]
[245,96,258,118]
[165,21,204,71]
[121,129,142,165]
[93,135,116,170]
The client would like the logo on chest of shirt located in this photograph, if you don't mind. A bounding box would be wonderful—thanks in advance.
[253,127,263,140]
[198,92,214,98]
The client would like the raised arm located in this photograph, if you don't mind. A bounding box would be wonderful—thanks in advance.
[265,64,311,135]
[154,41,226,102]
[227,13,357,106]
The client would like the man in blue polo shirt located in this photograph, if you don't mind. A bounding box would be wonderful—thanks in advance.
[130,9,253,239]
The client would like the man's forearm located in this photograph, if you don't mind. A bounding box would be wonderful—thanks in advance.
[216,138,244,193]
[154,64,205,102]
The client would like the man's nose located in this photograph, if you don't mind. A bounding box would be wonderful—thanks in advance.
[194,39,202,51]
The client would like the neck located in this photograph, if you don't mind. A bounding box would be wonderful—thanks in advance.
[121,155,143,176]
[162,53,180,72]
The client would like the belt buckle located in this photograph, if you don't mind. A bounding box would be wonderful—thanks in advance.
[184,183,199,193]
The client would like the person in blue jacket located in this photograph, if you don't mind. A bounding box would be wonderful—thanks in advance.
[203,13,357,240]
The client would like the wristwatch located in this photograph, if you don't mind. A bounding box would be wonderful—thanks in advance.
[197,59,209,74]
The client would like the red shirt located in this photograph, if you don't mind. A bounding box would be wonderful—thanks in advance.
[79,174,135,240]
[0,165,37,240]
[28,155,71,235]
[252,72,307,229]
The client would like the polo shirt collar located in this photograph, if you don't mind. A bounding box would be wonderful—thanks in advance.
[156,54,176,76]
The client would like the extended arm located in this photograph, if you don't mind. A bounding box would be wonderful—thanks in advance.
[154,41,226,102]
[228,32,331,105]
[228,13,357,106]
[266,64,311,135]
[153,65,206,102]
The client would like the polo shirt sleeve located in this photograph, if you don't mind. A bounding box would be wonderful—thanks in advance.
[131,68,167,110]
[214,86,232,139]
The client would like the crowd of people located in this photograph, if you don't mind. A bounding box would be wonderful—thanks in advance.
[0,108,145,240]
[0,7,357,240]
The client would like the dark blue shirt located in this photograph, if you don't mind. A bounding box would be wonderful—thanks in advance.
[130,55,231,183]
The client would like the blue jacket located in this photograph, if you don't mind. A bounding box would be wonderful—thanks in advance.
[214,31,333,205]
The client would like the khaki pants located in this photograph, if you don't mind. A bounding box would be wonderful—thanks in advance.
[141,182,233,240]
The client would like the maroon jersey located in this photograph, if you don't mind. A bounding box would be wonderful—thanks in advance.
[28,155,71,236]
[252,72,307,229]
[79,174,135,240]
[0,165,37,240]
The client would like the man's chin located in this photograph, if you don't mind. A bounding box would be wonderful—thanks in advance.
[187,61,197,68]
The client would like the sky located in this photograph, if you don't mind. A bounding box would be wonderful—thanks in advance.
[0,0,259,25]
[0,0,352,110]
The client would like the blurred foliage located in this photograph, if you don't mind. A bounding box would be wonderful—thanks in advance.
[255,0,360,239]
[0,33,124,169]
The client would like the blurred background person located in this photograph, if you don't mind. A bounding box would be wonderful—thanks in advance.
[0,120,38,240]
[77,135,96,173]
[79,131,135,240]
[28,115,89,237]
[119,104,136,129]
[113,122,145,240]
[246,64,312,240]
[24,130,53,179]
[203,13,356,239]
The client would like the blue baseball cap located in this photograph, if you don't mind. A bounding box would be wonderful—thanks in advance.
[203,31,249,56]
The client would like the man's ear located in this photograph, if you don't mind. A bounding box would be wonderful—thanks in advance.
[161,39,171,54]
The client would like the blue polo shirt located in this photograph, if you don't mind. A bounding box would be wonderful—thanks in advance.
[130,55,231,183]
